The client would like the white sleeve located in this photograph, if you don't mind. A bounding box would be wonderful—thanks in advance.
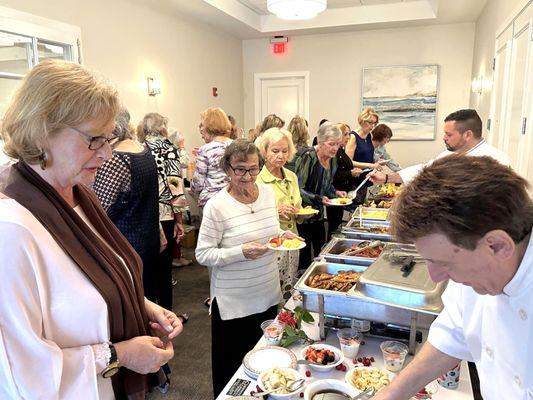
[427,281,473,361]
[0,222,105,399]
[398,163,425,184]
[195,201,246,268]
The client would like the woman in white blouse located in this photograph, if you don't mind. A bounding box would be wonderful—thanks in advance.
[196,139,300,397]
[0,60,182,399]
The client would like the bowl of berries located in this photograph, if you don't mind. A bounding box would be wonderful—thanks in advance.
[300,344,344,372]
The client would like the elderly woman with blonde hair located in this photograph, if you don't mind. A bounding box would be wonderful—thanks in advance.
[0,60,182,399]
[256,127,303,300]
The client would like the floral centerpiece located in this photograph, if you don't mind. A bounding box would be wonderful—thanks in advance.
[276,306,315,348]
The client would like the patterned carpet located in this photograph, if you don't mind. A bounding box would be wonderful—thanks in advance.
[148,247,213,400]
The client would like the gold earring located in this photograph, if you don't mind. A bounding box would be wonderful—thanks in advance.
[38,151,47,170]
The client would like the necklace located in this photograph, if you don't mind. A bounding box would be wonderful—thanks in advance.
[229,184,259,213]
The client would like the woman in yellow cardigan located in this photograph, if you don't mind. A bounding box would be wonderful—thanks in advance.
[256,127,303,301]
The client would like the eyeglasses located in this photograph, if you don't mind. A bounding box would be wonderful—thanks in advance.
[70,126,119,150]
[366,120,378,126]
[230,165,261,176]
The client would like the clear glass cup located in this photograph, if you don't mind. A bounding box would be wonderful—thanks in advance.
[437,363,461,389]
[336,328,362,358]
[380,340,409,372]
[260,319,285,346]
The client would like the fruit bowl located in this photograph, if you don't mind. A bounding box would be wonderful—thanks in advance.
[300,344,344,372]
[257,367,304,399]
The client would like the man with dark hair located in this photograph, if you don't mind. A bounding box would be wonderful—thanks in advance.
[369,109,510,184]
[372,154,533,400]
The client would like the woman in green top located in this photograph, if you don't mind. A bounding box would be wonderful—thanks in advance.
[257,127,303,300]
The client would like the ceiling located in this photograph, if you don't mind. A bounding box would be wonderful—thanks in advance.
[164,0,487,39]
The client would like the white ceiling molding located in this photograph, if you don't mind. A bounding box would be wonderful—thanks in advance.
[260,0,439,32]
[164,0,486,39]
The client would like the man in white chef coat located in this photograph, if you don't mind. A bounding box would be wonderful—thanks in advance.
[369,109,511,185]
[371,155,533,400]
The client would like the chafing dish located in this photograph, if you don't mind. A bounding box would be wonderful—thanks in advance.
[319,238,382,265]
[342,218,393,242]
[296,244,447,353]
[352,205,390,223]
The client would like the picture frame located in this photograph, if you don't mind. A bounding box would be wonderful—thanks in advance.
[361,64,439,141]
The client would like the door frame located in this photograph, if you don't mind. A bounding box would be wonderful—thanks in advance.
[254,71,310,127]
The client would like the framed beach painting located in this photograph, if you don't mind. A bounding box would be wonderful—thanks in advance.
[361,65,439,140]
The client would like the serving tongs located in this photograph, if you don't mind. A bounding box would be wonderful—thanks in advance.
[340,240,382,256]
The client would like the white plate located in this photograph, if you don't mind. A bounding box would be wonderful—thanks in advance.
[300,344,344,372]
[294,208,319,216]
[329,198,353,206]
[266,239,306,251]
[243,346,297,379]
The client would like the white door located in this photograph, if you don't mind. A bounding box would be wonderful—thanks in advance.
[489,25,513,149]
[504,18,532,177]
[254,72,309,128]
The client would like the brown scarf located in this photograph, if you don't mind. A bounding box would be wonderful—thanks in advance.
[3,162,164,399]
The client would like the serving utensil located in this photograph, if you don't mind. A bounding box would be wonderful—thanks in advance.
[340,240,382,256]
[348,174,373,199]
[253,378,305,398]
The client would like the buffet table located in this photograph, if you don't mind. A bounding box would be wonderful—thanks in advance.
[216,305,474,400]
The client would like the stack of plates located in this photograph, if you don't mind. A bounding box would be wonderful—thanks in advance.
[242,346,297,379]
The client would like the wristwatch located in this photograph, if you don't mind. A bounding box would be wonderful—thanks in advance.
[101,343,120,378]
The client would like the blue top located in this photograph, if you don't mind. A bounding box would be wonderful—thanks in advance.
[352,131,375,188]
[353,131,374,163]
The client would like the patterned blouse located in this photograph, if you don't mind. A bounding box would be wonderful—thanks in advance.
[190,139,232,207]
[145,135,182,221]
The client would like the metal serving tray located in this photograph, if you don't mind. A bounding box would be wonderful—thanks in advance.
[352,205,390,223]
[358,244,446,312]
[295,260,440,332]
[319,237,381,265]
[342,218,393,242]
[299,262,369,294]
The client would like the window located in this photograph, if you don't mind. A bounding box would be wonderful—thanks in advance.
[0,6,81,117]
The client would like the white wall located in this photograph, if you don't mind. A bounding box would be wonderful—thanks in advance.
[243,23,476,167]
[469,0,525,126]
[0,0,244,150]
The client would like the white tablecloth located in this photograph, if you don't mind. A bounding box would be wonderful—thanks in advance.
[216,307,474,400]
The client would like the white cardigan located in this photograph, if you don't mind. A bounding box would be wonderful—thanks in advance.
[0,198,114,400]
[196,185,282,320]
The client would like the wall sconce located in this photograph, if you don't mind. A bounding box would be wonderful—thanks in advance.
[471,76,493,95]
[147,77,161,96]
[471,76,483,94]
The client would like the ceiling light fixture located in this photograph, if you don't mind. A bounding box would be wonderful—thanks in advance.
[267,0,327,20]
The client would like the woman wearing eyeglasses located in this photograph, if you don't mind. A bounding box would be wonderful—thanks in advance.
[0,60,182,399]
[196,139,299,397]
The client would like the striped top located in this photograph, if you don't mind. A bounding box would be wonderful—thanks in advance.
[195,185,282,320]
[190,139,232,207]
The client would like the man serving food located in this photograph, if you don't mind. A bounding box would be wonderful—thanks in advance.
[371,155,533,400]
[369,109,511,185]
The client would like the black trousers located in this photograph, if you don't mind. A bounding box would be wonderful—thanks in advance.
[211,298,277,398]
[297,220,326,271]
[326,205,344,241]
[145,219,174,310]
